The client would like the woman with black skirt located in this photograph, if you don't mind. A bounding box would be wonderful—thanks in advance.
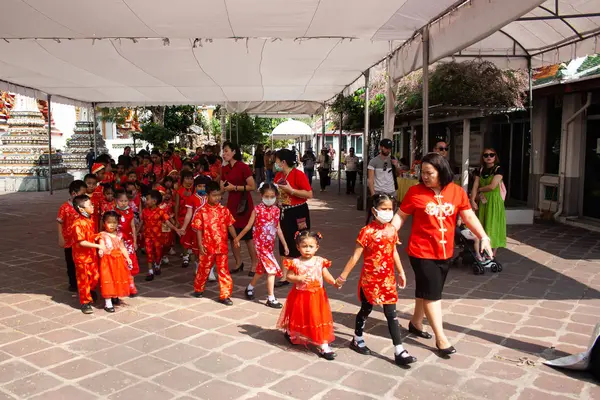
[273,149,314,288]
[392,153,493,355]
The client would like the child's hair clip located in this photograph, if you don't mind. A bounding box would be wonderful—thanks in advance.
[316,232,323,239]
[294,231,301,239]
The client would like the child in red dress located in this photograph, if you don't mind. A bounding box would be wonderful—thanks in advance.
[276,231,336,360]
[100,184,116,217]
[71,195,106,314]
[57,180,87,292]
[97,211,133,313]
[140,190,182,281]
[174,171,195,267]
[191,181,236,305]
[235,183,289,308]
[156,185,176,264]
[336,194,416,366]
[115,189,139,296]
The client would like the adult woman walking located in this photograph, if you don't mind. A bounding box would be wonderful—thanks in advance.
[301,148,316,186]
[392,153,493,354]
[221,141,258,275]
[253,144,266,188]
[265,150,275,184]
[470,148,507,256]
[317,148,331,192]
[273,149,313,288]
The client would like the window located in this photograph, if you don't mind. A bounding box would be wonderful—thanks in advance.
[325,136,334,148]
[351,136,363,155]
[545,96,562,174]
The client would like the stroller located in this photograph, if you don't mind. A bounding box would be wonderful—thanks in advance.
[454,224,502,275]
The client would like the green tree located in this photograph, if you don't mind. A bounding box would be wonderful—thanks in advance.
[134,123,177,150]
[164,105,195,133]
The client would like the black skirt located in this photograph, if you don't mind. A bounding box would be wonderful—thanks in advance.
[409,257,451,301]
[279,203,310,258]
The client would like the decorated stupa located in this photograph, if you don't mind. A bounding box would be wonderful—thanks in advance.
[0,92,15,134]
[37,99,64,138]
[0,94,72,192]
[62,107,108,178]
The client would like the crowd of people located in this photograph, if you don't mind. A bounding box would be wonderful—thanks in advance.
[56,139,502,365]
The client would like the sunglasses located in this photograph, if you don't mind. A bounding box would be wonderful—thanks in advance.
[483,153,496,158]
[437,147,449,151]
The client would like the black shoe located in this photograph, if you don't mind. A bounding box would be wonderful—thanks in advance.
[219,298,233,306]
[81,303,93,314]
[192,291,203,298]
[68,285,77,293]
[145,274,154,281]
[395,350,417,366]
[349,339,372,355]
[90,291,98,303]
[230,263,244,274]
[319,350,337,361]
[248,271,255,277]
[408,322,433,339]
[112,298,121,306]
[245,287,255,300]
[274,280,290,288]
[284,332,293,344]
[266,299,283,309]
[436,344,457,356]
[104,306,115,313]
[154,267,162,276]
[129,293,138,298]
[182,259,190,268]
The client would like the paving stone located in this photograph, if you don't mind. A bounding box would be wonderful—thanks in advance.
[321,389,378,400]
[517,388,576,400]
[222,340,273,360]
[91,345,143,366]
[126,334,175,353]
[153,343,207,364]
[189,332,233,350]
[154,366,210,392]
[394,378,460,400]
[189,379,247,400]
[302,360,353,382]
[0,360,36,384]
[66,337,114,354]
[16,320,63,335]
[476,360,528,380]
[271,375,327,399]
[260,351,309,371]
[119,355,175,378]
[28,385,99,400]
[39,328,87,344]
[23,346,76,368]
[193,352,245,375]
[227,365,283,388]
[100,325,146,344]
[160,324,204,340]
[0,337,52,357]
[3,372,61,398]
[79,369,140,396]
[533,372,585,395]
[460,378,518,400]
[341,370,397,397]
[49,357,107,379]
[108,382,176,400]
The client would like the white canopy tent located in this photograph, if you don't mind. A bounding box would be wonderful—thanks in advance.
[270,119,312,141]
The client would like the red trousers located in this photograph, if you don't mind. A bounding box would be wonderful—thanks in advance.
[194,254,232,299]
[75,261,99,304]
[145,238,163,265]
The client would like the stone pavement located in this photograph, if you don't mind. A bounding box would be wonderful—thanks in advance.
[0,186,599,400]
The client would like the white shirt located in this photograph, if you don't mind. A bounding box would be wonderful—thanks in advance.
[368,155,396,195]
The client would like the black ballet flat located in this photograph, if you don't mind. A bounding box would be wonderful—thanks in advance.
[248,271,255,277]
[81,303,93,314]
[68,285,77,293]
[266,299,283,309]
[408,322,433,339]
[395,350,417,366]
[90,291,98,303]
[104,306,115,313]
[230,263,244,274]
[245,287,255,300]
[319,350,337,361]
[349,339,372,355]
[436,344,457,356]
[274,280,290,288]
[112,298,121,306]
[219,298,233,306]
[129,293,138,298]
[145,274,154,281]
[192,291,203,298]
[284,332,293,344]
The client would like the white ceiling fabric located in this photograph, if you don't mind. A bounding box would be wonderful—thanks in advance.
[270,119,313,140]
[0,0,548,110]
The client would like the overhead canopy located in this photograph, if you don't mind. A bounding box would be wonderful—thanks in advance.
[390,0,600,80]
[0,0,544,111]
[270,119,312,141]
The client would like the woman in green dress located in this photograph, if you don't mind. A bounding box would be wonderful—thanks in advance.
[470,148,507,257]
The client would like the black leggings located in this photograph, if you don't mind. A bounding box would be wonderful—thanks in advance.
[64,248,77,288]
[355,289,402,345]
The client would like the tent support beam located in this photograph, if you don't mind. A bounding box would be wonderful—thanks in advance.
[92,103,98,160]
[338,111,343,194]
[461,118,470,192]
[518,13,600,21]
[321,105,326,150]
[422,26,430,155]
[47,94,53,195]
[362,69,370,212]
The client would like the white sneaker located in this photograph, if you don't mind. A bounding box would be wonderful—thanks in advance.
[208,268,217,282]
[168,248,176,256]
[161,256,169,264]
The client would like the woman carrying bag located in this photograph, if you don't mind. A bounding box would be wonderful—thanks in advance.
[221,141,258,276]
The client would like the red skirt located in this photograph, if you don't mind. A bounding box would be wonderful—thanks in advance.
[99,250,132,298]
[181,226,197,251]
[276,287,334,346]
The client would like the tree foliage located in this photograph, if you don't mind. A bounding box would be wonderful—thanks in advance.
[226,113,286,146]
[134,123,177,149]
[164,105,195,133]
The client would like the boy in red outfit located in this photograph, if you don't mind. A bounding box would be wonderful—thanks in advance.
[57,180,87,292]
[191,181,237,306]
[179,175,211,268]
[140,190,182,281]
[71,195,106,314]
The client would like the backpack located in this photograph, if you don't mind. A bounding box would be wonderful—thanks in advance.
[479,166,506,201]
[391,156,399,191]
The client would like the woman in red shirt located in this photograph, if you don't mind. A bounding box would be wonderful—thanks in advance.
[392,152,492,355]
[273,148,314,287]
[220,141,257,275]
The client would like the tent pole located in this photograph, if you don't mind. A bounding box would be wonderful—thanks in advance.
[461,118,470,191]
[422,26,430,155]
[338,111,343,194]
[321,105,326,150]
[220,113,226,147]
[47,94,53,195]
[229,114,232,141]
[362,69,370,212]
[236,115,239,143]
[92,103,98,160]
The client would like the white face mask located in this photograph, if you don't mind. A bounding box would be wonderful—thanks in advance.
[375,209,394,223]
[263,198,276,206]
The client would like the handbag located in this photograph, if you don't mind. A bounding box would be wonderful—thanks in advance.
[236,186,249,215]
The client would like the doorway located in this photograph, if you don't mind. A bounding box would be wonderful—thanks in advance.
[583,120,600,219]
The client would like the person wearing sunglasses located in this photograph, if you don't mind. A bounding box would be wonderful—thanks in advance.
[434,141,450,156]
[470,148,507,258]
[367,139,400,222]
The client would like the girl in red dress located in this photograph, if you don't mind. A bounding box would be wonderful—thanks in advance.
[336,194,416,366]
[100,184,116,217]
[157,185,176,264]
[235,183,289,308]
[174,171,195,267]
[115,189,139,296]
[97,211,133,313]
[276,231,336,360]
